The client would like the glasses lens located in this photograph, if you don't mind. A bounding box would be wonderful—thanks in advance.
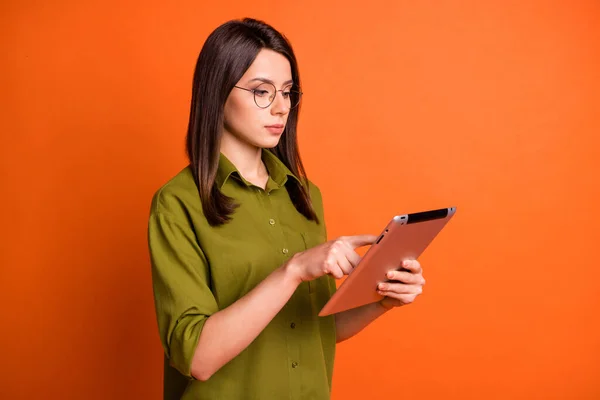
[282,85,302,109]
[254,83,276,108]
[253,83,302,109]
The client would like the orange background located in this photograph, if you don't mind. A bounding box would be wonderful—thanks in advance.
[2,1,599,399]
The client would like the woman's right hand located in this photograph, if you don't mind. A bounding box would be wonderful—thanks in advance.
[286,235,378,283]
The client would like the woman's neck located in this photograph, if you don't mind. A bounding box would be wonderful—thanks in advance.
[220,135,269,189]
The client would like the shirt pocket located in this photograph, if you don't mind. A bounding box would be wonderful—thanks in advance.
[301,231,328,294]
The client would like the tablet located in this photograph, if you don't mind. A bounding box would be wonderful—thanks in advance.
[318,206,457,317]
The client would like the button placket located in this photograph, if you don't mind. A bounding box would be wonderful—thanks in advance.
[264,192,293,264]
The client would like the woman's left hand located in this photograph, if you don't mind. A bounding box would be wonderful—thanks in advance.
[377,259,425,310]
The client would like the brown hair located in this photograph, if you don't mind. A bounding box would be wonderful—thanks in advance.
[185,18,318,226]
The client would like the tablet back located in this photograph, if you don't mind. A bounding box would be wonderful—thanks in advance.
[319,207,456,316]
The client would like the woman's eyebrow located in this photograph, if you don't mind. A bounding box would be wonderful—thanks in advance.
[248,77,294,86]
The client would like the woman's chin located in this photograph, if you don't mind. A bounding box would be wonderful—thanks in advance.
[256,136,282,149]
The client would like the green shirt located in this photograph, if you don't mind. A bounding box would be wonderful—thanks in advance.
[148,149,336,400]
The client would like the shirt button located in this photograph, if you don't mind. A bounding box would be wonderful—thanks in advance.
[290,322,296,329]
[291,361,299,368]
[269,218,275,226]
[282,248,289,254]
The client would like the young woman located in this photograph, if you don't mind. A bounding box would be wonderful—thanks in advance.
[148,18,426,400]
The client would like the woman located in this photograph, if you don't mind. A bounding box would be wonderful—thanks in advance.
[148,17,426,400]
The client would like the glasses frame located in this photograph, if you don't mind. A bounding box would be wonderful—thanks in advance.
[233,82,303,109]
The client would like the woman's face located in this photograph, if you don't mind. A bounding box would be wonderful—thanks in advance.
[223,49,293,149]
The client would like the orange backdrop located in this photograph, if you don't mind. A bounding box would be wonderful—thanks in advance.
[2,1,599,399]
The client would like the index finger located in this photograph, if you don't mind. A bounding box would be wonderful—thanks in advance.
[400,259,422,273]
[342,234,378,249]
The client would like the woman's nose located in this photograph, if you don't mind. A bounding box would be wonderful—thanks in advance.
[270,91,288,114]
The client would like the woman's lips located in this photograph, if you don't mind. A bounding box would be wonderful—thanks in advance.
[265,125,284,134]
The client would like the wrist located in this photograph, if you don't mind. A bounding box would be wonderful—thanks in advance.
[377,299,393,313]
[282,255,303,287]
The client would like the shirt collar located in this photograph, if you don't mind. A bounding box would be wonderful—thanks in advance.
[215,149,301,189]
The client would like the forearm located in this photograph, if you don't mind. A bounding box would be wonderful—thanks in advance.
[334,301,389,343]
[191,262,300,380]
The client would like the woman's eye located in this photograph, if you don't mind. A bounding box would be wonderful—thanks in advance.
[282,91,291,98]
[254,90,270,97]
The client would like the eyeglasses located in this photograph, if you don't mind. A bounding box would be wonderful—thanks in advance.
[233,82,303,109]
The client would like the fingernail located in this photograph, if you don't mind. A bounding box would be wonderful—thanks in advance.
[403,260,409,267]
[379,283,386,290]
[387,271,393,279]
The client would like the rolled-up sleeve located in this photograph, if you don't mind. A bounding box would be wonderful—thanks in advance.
[148,209,218,378]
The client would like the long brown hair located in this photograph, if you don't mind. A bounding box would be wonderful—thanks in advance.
[185,18,318,227]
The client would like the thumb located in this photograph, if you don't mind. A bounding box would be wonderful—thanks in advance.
[343,234,378,249]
